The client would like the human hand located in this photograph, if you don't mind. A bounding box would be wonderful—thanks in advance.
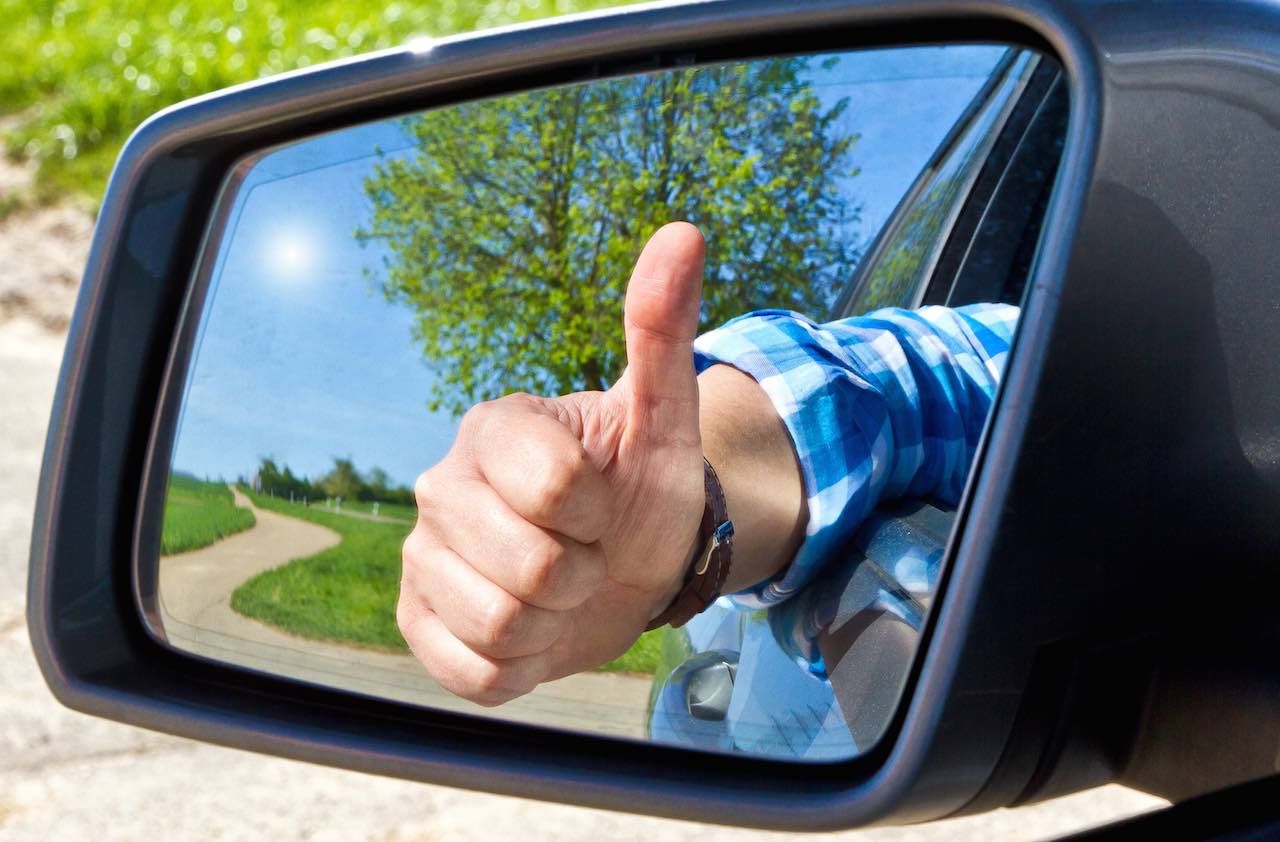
[399,222,708,705]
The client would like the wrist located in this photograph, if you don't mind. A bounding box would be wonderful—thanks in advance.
[645,363,807,627]
[649,533,701,621]
[645,457,734,630]
[697,365,806,595]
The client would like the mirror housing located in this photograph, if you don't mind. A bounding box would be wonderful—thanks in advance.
[28,0,1280,829]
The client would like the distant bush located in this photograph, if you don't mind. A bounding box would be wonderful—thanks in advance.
[161,473,255,554]
[0,0,626,208]
[252,456,416,508]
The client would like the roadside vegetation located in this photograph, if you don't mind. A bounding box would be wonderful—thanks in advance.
[598,629,662,675]
[232,487,408,650]
[0,0,629,211]
[319,498,416,522]
[251,456,417,514]
[232,486,660,673]
[161,474,255,555]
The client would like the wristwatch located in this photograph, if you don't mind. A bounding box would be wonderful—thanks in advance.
[645,458,734,630]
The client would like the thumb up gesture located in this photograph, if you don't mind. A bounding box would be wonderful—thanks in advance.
[399,222,711,705]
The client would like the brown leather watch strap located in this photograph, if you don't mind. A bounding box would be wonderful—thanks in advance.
[645,458,734,630]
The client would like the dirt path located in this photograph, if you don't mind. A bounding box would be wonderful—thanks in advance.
[157,490,654,740]
[158,487,341,638]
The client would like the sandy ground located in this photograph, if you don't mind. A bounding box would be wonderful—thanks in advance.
[0,202,93,331]
[0,182,1167,839]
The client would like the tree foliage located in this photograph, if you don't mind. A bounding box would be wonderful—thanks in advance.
[254,457,412,505]
[359,57,861,416]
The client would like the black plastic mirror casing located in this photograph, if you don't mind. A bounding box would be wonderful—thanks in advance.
[28,0,1280,829]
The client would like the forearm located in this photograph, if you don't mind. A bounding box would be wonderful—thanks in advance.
[697,364,806,594]
[690,303,1018,606]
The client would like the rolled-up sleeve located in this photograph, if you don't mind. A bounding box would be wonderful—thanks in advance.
[692,303,1018,608]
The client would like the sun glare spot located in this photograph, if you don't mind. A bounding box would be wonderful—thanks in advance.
[270,233,313,279]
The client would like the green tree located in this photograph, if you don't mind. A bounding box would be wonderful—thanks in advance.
[363,466,391,502]
[255,457,314,500]
[320,457,365,501]
[255,457,284,495]
[359,57,860,416]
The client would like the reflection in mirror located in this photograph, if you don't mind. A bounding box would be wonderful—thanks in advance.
[156,43,1065,762]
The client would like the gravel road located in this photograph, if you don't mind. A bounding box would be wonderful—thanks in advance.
[0,187,1165,840]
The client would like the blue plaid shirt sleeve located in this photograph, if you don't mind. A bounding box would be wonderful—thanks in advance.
[691,303,1019,608]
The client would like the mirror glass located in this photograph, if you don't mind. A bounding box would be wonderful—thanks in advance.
[156,43,1065,761]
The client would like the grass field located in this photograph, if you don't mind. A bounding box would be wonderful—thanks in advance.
[232,487,661,673]
[0,0,630,210]
[161,474,255,555]
[232,488,409,650]
[316,497,417,522]
[597,628,663,675]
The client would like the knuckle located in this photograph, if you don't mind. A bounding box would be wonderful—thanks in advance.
[557,445,591,485]
[400,527,437,577]
[459,399,497,437]
[516,537,566,603]
[395,596,413,638]
[395,596,426,648]
[412,469,437,511]
[504,391,538,407]
[529,448,584,519]
[466,662,519,707]
[400,527,424,562]
[475,591,524,652]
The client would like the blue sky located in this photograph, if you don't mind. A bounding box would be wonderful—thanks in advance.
[170,44,1007,489]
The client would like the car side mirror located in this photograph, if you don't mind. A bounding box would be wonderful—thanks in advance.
[28,0,1280,830]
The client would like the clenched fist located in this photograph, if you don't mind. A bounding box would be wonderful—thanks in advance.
[399,222,711,705]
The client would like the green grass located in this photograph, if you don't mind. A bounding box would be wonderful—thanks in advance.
[233,487,662,673]
[0,0,632,210]
[598,628,664,675]
[233,487,410,651]
[161,474,255,555]
[317,497,417,522]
